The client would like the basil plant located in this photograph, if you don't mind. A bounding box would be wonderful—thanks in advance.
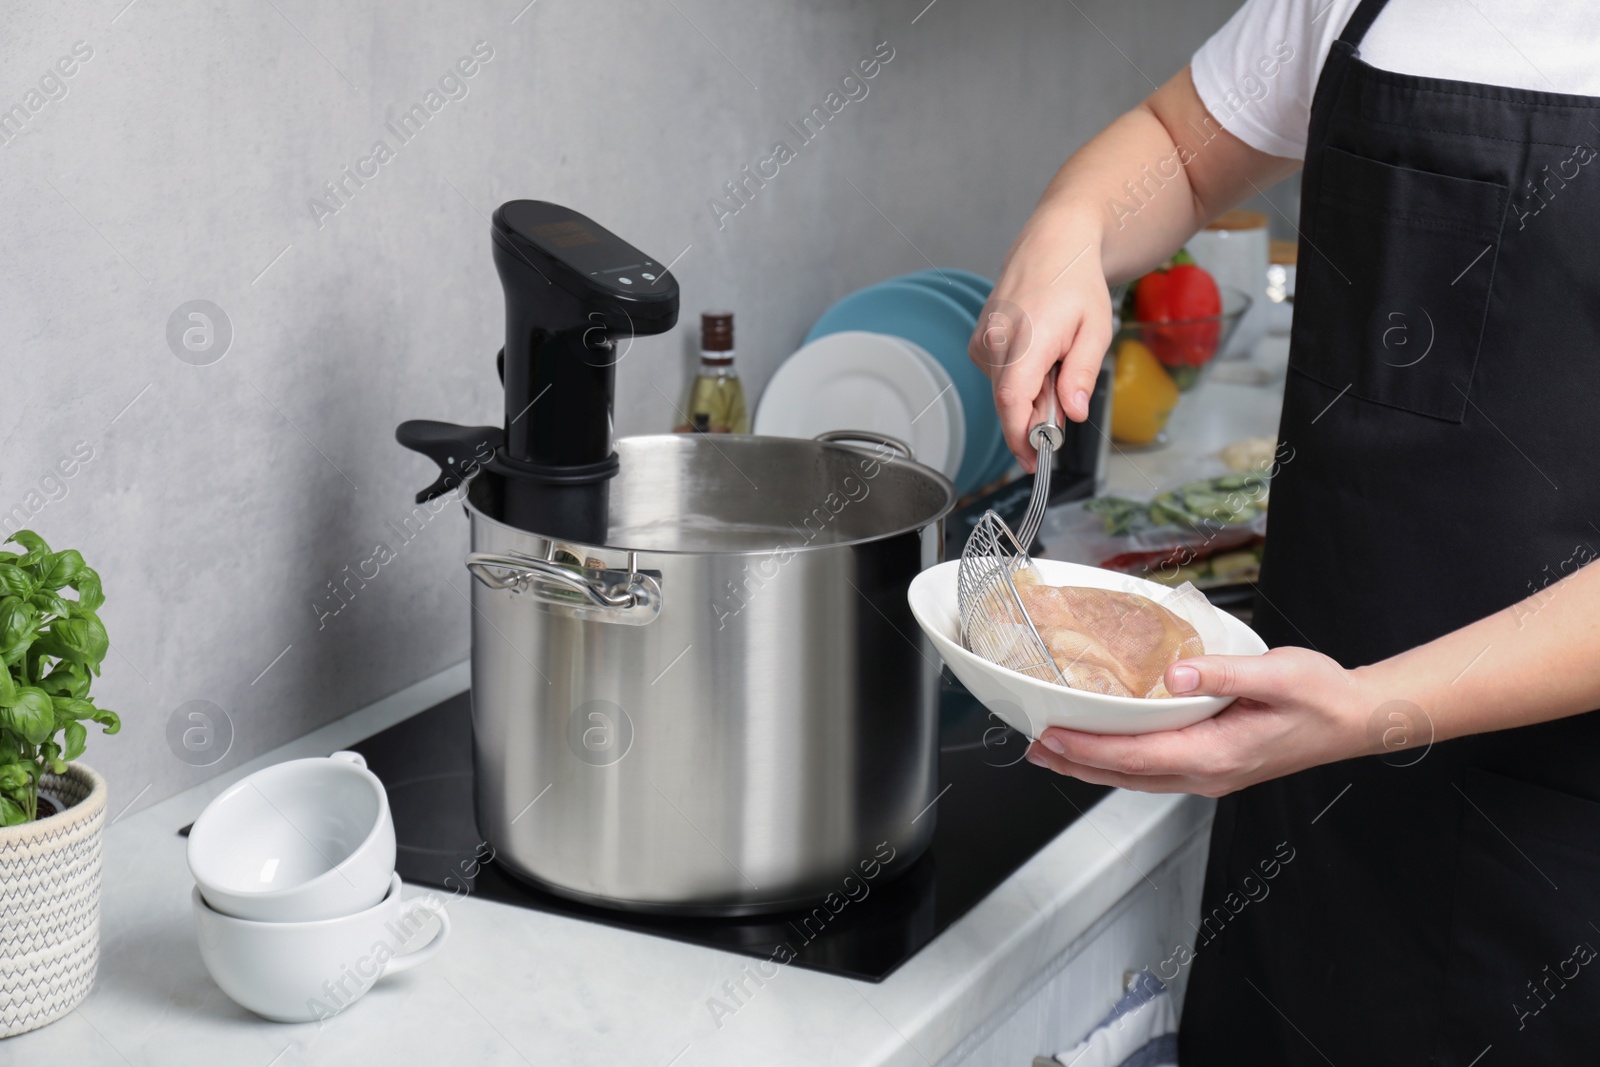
[0,531,121,825]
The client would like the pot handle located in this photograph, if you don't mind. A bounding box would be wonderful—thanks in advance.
[465,553,662,625]
[814,429,914,461]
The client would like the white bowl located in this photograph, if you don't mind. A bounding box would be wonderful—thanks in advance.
[187,751,395,922]
[908,558,1268,736]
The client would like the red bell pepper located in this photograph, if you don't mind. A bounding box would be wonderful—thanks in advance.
[1132,263,1223,370]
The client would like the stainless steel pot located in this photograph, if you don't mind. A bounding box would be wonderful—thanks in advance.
[463,432,955,914]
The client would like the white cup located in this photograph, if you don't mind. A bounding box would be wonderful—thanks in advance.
[1187,210,1270,359]
[194,872,449,1023]
[188,751,396,922]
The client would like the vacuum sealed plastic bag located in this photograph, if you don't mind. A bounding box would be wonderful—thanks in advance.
[1007,571,1229,699]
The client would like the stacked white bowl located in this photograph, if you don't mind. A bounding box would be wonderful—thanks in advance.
[186,751,450,1023]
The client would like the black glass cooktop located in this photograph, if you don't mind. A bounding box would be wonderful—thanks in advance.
[338,680,1107,983]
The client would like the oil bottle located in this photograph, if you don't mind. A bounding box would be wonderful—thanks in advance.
[675,311,749,434]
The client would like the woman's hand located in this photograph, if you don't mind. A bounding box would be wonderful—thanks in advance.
[969,220,1113,472]
[966,67,1299,471]
[1024,647,1381,797]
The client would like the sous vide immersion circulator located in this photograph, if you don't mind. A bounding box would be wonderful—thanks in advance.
[397,200,680,542]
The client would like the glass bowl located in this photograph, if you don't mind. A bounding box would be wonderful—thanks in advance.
[1117,285,1252,391]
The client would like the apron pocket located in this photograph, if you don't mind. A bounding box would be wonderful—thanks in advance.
[1290,147,1507,422]
[1434,769,1600,1064]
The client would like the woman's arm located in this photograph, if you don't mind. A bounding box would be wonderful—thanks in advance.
[1026,556,1600,796]
[972,67,1299,467]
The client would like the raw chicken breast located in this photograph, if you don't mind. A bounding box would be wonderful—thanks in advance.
[1012,570,1203,698]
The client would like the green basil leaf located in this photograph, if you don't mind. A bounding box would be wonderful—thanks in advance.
[40,550,84,590]
[29,591,71,619]
[70,568,104,612]
[0,761,31,791]
[6,688,54,745]
[61,723,87,764]
[0,599,39,665]
[0,566,33,598]
[51,694,90,727]
[5,530,49,561]
[85,704,120,735]
[80,614,108,666]
[29,631,72,664]
[38,662,88,699]
[0,669,15,707]
[61,722,86,762]
[0,795,25,827]
[32,616,106,668]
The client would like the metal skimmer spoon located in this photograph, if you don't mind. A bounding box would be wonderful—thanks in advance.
[956,367,1070,686]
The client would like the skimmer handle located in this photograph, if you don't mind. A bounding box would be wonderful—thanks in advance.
[1017,366,1064,546]
[1028,366,1066,454]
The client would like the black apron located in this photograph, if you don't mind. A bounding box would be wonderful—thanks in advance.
[1179,1,1600,1062]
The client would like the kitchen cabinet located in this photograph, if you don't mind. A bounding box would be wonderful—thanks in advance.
[943,828,1207,1066]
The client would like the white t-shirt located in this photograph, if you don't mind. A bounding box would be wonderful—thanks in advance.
[1190,0,1600,159]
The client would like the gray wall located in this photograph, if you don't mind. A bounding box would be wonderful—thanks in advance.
[0,0,1241,813]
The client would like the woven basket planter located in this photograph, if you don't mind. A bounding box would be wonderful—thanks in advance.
[0,763,106,1038]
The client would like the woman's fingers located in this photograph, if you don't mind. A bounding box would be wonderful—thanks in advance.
[975,298,1065,467]
[1037,723,1229,779]
[975,297,1113,466]
[1164,647,1331,703]
[1055,295,1112,423]
[991,343,1061,471]
[1024,742,1194,793]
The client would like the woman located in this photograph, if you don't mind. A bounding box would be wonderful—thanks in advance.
[972,0,1600,1061]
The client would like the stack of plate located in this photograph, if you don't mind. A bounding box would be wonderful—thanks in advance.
[755,270,1014,497]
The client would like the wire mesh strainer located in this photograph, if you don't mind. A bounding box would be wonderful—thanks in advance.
[957,371,1069,687]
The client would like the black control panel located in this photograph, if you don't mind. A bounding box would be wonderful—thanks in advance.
[494,200,678,312]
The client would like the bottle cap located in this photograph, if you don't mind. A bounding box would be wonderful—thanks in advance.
[701,311,734,352]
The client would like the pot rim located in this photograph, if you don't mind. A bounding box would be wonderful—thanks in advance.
[465,433,958,558]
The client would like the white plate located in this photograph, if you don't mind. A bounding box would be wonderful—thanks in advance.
[908,558,1268,737]
[755,331,964,480]
[898,337,965,479]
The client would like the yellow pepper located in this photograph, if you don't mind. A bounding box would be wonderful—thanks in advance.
[1110,338,1180,446]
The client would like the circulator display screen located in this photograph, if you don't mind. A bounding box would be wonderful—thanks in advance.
[499,201,673,295]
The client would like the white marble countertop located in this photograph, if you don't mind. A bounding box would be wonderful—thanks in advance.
[7,661,1212,1067]
[8,349,1286,1065]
